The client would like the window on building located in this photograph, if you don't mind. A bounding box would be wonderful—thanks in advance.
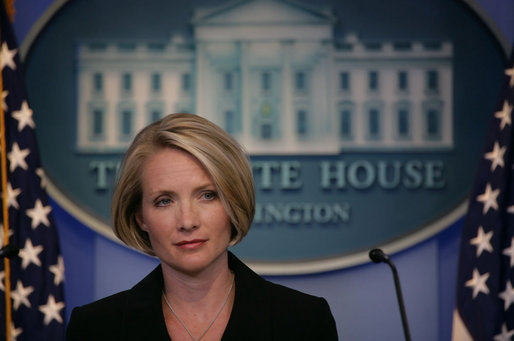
[93,73,103,93]
[225,110,235,134]
[397,108,410,137]
[182,73,191,92]
[424,42,442,50]
[398,71,408,91]
[92,109,103,137]
[261,72,271,92]
[427,70,439,92]
[340,72,350,91]
[121,109,133,136]
[224,72,233,92]
[118,43,136,52]
[340,109,352,138]
[393,42,412,51]
[122,73,132,93]
[151,73,161,92]
[151,110,162,123]
[297,110,307,136]
[261,123,272,139]
[368,71,379,91]
[147,43,165,52]
[426,108,441,138]
[368,108,380,137]
[295,72,306,92]
[89,43,106,51]
[364,42,382,51]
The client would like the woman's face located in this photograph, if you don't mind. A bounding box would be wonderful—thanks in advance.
[137,147,232,276]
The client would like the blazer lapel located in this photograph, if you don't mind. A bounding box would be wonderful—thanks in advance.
[222,252,273,341]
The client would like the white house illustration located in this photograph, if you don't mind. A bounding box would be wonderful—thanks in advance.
[76,0,453,154]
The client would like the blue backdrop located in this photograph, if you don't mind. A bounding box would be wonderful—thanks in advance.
[11,0,514,339]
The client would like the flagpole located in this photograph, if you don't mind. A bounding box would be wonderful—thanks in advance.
[0,1,14,339]
[0,36,13,341]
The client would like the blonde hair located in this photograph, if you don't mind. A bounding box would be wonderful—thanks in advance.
[111,113,255,256]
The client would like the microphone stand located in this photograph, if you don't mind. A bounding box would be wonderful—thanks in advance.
[369,248,412,341]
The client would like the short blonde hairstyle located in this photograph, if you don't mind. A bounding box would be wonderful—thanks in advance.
[112,113,255,256]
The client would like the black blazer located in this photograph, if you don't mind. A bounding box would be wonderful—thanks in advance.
[66,252,339,340]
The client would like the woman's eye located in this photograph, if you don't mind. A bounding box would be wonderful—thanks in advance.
[203,191,217,200]
[155,198,171,206]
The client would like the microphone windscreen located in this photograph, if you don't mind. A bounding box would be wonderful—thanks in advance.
[369,248,388,263]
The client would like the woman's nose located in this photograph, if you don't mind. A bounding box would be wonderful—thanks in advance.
[177,201,199,232]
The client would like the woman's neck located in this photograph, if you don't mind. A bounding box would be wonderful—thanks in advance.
[161,252,233,310]
[160,252,236,341]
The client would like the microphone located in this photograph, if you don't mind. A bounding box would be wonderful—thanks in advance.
[0,244,19,259]
[369,248,389,263]
[369,248,412,341]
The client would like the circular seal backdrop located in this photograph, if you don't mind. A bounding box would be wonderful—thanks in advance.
[23,0,508,273]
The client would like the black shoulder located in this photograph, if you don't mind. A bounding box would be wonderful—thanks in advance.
[267,281,339,340]
[66,290,130,340]
[267,280,328,310]
[66,266,164,341]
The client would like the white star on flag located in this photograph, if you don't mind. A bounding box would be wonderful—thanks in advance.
[6,182,21,209]
[506,66,514,87]
[476,183,500,214]
[49,256,65,286]
[0,271,4,291]
[499,281,514,311]
[494,323,514,341]
[0,226,13,247]
[36,168,47,188]
[11,280,34,310]
[484,142,506,171]
[503,237,514,267]
[7,142,30,172]
[495,100,513,130]
[1,41,17,70]
[465,268,490,299]
[470,226,494,257]
[10,321,22,341]
[39,295,65,325]
[26,199,52,229]
[2,89,7,111]
[12,100,35,131]
[18,239,43,269]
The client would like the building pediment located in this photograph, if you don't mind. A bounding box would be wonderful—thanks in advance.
[193,0,335,41]
[192,0,335,26]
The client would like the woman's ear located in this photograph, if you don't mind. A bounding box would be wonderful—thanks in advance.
[136,212,148,231]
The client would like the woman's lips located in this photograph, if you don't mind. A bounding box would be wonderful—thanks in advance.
[175,239,207,249]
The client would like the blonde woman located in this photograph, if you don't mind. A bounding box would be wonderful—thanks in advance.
[66,113,338,340]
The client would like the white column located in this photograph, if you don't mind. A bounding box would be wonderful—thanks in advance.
[240,41,252,146]
[281,41,294,147]
[195,42,207,119]
[104,69,118,148]
[77,68,88,150]
[353,67,365,147]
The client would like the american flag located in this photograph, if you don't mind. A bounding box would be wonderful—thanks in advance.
[453,48,514,340]
[0,1,66,340]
